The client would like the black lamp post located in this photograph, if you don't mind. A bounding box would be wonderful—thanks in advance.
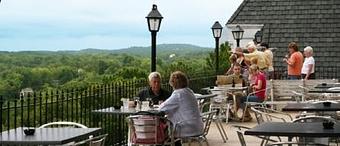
[211,21,223,75]
[232,25,244,47]
[254,30,263,44]
[146,4,163,72]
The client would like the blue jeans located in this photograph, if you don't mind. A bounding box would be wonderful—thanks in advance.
[288,75,301,80]
[240,95,263,108]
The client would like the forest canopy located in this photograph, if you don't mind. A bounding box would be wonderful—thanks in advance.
[0,43,231,99]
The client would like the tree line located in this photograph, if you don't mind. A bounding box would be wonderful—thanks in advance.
[0,43,231,100]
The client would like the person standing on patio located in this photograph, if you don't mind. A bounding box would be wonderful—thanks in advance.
[283,42,304,80]
[137,72,171,105]
[240,64,266,122]
[159,71,204,146]
[301,46,315,80]
[235,42,269,74]
[260,42,274,79]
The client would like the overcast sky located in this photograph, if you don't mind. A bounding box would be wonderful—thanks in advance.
[0,0,243,51]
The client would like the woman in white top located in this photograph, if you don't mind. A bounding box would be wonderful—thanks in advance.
[159,71,203,145]
[301,46,315,80]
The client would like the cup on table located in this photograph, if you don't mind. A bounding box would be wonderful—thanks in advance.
[142,101,150,111]
[121,98,129,109]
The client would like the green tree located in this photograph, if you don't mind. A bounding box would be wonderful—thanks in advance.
[205,42,232,74]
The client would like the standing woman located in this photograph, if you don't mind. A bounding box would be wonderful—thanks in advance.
[159,71,203,146]
[283,42,304,80]
[301,46,315,80]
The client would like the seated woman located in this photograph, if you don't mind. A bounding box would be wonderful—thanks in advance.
[240,64,266,122]
[159,71,204,146]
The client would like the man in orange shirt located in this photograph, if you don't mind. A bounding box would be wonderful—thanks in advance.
[283,42,304,80]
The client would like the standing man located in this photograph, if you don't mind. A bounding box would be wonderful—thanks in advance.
[283,42,304,80]
[137,72,171,105]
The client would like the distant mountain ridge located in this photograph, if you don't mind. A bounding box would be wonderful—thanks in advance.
[0,44,213,57]
[80,44,213,56]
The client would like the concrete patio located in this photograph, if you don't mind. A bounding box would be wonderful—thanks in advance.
[187,111,299,146]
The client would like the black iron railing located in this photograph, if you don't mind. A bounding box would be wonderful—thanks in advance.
[1,66,339,145]
[0,73,216,145]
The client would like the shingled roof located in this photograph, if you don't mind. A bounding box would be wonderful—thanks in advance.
[227,0,340,72]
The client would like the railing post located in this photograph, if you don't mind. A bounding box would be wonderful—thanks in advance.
[0,96,3,132]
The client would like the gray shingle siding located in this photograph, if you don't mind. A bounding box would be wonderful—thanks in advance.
[227,0,340,75]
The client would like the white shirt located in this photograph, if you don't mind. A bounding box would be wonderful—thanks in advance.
[301,56,315,74]
[159,88,203,137]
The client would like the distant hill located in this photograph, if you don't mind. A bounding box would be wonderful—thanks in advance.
[79,44,213,57]
[0,44,214,58]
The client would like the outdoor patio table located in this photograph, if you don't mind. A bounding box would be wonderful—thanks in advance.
[92,107,140,115]
[245,122,340,143]
[282,102,340,112]
[0,127,101,145]
[195,93,217,100]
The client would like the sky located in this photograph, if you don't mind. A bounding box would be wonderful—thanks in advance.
[0,0,243,51]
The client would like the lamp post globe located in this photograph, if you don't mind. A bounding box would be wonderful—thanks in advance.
[232,25,244,47]
[146,4,163,72]
[211,21,223,75]
[254,30,263,44]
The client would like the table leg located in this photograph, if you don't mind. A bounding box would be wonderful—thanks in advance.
[232,94,240,119]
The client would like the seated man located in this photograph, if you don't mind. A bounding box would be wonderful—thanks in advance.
[217,63,245,86]
[137,72,171,105]
[216,63,247,119]
[217,63,246,86]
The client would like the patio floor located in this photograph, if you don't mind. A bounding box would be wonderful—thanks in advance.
[185,111,299,146]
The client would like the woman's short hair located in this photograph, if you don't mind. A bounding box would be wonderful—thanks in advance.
[148,72,161,82]
[169,71,189,89]
[304,46,313,54]
[288,42,299,52]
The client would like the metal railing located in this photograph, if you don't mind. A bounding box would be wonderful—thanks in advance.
[0,73,216,145]
[273,66,340,80]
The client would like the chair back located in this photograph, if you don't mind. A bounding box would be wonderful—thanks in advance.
[39,121,88,128]
[127,113,171,145]
[201,110,217,137]
[250,107,266,124]
[293,116,334,145]
[251,106,293,124]
[72,134,108,146]
[293,116,336,123]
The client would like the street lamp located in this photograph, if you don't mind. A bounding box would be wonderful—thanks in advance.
[232,25,244,47]
[146,4,163,72]
[211,21,223,75]
[254,30,263,44]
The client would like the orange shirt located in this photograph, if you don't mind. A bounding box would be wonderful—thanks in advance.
[287,51,304,76]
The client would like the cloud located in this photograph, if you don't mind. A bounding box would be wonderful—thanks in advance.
[0,0,243,50]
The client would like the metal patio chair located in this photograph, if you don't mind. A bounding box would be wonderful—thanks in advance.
[72,134,108,146]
